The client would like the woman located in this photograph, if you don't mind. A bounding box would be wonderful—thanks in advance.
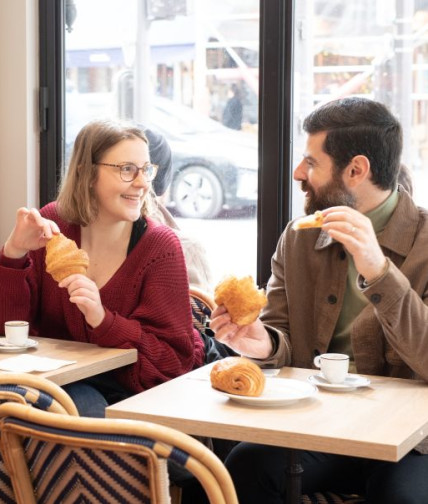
[0,119,205,415]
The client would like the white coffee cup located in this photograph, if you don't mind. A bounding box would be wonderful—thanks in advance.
[313,353,349,384]
[4,321,29,346]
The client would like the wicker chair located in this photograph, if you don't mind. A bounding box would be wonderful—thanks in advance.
[0,401,239,504]
[189,285,216,331]
[190,286,238,361]
[0,373,79,415]
[0,373,79,503]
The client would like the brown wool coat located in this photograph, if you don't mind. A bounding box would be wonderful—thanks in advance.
[256,187,428,453]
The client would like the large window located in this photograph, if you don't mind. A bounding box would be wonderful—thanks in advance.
[42,1,428,287]
[67,0,260,287]
[39,0,294,289]
[292,0,428,215]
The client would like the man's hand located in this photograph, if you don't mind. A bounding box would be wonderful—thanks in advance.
[210,305,273,359]
[322,206,387,283]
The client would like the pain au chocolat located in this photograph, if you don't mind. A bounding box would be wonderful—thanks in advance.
[210,356,266,397]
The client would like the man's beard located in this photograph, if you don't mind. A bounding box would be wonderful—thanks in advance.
[302,173,356,215]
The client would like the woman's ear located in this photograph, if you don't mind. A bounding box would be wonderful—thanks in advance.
[344,155,370,187]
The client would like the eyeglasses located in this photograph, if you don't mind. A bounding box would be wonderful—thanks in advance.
[97,162,158,182]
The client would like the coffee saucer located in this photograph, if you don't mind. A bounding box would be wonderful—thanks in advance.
[308,373,371,391]
[0,338,38,353]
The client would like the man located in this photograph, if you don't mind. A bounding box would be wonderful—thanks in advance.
[210,97,428,504]
[222,83,243,130]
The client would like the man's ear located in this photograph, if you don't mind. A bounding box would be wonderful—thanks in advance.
[344,155,370,187]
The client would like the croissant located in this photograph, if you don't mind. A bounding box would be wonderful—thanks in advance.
[292,210,324,230]
[45,233,89,282]
[210,357,265,397]
[214,275,267,326]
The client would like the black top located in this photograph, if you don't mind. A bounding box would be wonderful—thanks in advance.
[127,218,147,255]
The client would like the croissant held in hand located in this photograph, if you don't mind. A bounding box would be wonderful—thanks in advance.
[292,210,324,230]
[210,356,266,397]
[214,275,267,326]
[45,233,89,282]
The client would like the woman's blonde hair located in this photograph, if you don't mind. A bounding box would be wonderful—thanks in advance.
[57,119,154,225]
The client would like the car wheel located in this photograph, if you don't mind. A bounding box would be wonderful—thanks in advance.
[171,166,224,219]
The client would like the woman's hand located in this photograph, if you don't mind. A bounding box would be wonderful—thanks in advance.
[59,274,106,328]
[3,207,60,259]
[210,305,273,359]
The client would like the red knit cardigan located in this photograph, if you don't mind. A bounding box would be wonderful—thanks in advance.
[0,202,205,392]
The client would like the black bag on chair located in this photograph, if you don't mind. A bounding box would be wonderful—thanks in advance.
[200,328,238,364]
[190,293,238,363]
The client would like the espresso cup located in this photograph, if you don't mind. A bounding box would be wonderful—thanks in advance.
[4,321,29,346]
[313,353,349,384]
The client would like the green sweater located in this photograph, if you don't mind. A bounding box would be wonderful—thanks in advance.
[329,189,399,371]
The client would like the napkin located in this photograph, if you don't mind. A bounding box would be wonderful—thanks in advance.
[0,355,77,373]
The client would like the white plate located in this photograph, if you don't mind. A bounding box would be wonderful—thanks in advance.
[262,369,280,377]
[0,337,38,353]
[216,377,318,407]
[308,374,371,391]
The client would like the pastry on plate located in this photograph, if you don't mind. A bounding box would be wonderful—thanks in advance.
[210,356,266,397]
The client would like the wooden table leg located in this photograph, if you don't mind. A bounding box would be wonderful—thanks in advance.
[286,449,303,504]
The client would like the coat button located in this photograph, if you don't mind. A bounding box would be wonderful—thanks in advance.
[370,293,381,304]
[327,295,337,304]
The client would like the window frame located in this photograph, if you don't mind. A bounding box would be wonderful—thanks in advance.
[39,0,66,206]
[257,0,294,285]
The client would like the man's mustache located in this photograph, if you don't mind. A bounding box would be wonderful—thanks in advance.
[301,181,311,193]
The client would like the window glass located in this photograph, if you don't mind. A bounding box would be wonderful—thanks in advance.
[65,0,259,289]
[293,0,428,216]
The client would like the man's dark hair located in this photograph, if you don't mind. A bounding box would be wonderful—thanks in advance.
[303,97,402,190]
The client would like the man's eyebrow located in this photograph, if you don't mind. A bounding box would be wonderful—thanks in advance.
[303,154,317,164]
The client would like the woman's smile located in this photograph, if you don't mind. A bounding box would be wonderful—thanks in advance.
[121,193,142,202]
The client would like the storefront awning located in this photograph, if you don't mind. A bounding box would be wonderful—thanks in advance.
[66,44,195,68]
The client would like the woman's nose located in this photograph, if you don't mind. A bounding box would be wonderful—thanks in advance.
[132,169,151,187]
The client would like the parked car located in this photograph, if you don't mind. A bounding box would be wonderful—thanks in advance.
[149,97,258,219]
[66,93,258,219]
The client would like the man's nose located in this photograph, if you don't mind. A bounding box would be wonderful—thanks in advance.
[293,160,306,181]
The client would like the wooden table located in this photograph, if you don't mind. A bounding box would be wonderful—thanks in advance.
[107,364,428,502]
[0,337,137,386]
